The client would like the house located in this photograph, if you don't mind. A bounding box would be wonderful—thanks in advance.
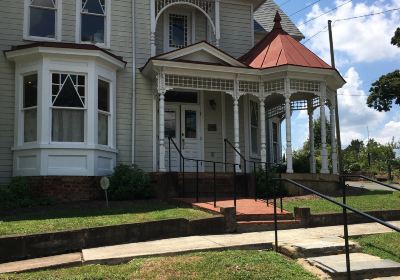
[0,0,345,200]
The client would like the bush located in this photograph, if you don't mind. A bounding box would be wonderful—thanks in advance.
[0,177,51,211]
[108,164,152,200]
[255,164,287,199]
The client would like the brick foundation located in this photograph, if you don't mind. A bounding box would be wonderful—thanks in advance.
[28,176,102,202]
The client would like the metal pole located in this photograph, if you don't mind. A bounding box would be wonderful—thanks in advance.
[233,163,237,207]
[254,162,257,201]
[224,139,227,173]
[196,160,199,203]
[273,177,278,252]
[244,159,248,197]
[213,162,217,208]
[168,138,171,172]
[329,20,350,279]
[182,158,185,197]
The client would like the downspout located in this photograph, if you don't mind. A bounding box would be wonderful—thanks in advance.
[131,0,136,165]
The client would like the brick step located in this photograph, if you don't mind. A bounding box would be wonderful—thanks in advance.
[276,237,361,259]
[236,219,301,233]
[305,253,400,280]
[236,213,294,221]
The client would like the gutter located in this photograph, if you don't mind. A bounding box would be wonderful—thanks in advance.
[131,0,136,165]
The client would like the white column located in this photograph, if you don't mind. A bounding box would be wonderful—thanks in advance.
[285,95,293,173]
[159,91,166,172]
[233,96,241,170]
[215,0,221,47]
[259,98,267,163]
[308,100,316,174]
[320,89,329,174]
[330,103,338,174]
[150,0,156,57]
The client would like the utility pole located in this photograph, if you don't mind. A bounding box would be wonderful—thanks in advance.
[328,19,351,280]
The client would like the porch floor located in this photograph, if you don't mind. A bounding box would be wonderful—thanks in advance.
[173,198,291,220]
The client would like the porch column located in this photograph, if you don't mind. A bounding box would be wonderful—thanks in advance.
[284,95,293,173]
[259,98,267,164]
[320,86,329,174]
[159,91,166,172]
[330,103,338,174]
[233,96,241,170]
[307,100,316,174]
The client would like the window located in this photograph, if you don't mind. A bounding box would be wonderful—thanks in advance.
[98,79,110,145]
[26,0,58,39]
[80,0,107,44]
[165,111,177,138]
[51,73,85,142]
[272,122,279,163]
[250,100,259,155]
[169,14,188,49]
[23,74,38,142]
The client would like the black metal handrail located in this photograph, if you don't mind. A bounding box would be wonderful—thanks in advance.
[343,174,400,192]
[272,177,400,280]
[168,137,240,207]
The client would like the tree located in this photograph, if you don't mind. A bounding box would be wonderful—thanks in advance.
[367,28,400,112]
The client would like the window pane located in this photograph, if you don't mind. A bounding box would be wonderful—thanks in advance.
[53,76,85,108]
[98,113,108,145]
[251,127,258,154]
[185,110,196,139]
[165,111,176,138]
[52,109,84,142]
[273,123,278,142]
[23,74,37,108]
[30,7,55,38]
[169,14,187,48]
[31,0,56,8]
[82,0,105,14]
[81,14,104,43]
[98,80,109,111]
[24,108,37,142]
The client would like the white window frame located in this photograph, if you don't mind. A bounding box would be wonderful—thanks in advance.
[76,0,111,48]
[50,72,88,144]
[249,98,260,158]
[23,0,62,41]
[21,72,38,144]
[163,9,195,52]
[97,77,112,146]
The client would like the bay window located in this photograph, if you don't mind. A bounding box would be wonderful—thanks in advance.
[51,73,86,142]
[23,74,38,143]
[25,0,60,40]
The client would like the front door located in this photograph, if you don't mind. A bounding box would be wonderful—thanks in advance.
[165,104,203,172]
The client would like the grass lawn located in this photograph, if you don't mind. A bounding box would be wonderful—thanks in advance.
[0,250,317,280]
[283,190,400,214]
[352,232,400,263]
[0,201,212,236]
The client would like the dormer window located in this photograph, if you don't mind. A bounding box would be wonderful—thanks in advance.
[24,0,61,40]
[77,0,110,47]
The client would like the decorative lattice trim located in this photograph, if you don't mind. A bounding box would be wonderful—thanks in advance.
[165,74,234,91]
[266,104,285,119]
[290,79,320,92]
[264,79,285,93]
[156,0,214,16]
[239,81,259,94]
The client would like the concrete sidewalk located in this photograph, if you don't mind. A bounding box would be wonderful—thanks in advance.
[1,221,399,274]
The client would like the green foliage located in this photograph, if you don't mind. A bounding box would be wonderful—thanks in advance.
[353,232,400,263]
[255,165,287,199]
[293,147,311,173]
[0,177,51,211]
[391,27,400,47]
[367,70,400,112]
[108,164,152,200]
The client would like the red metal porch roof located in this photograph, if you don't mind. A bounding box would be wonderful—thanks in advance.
[240,12,332,70]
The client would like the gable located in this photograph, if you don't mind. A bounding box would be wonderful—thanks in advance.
[178,50,230,65]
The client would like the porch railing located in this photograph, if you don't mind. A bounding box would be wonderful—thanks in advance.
[271,177,400,280]
[168,137,240,207]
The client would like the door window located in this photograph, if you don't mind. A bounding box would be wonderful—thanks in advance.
[165,110,177,138]
[184,110,197,139]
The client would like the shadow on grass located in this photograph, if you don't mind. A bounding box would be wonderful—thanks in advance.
[0,200,187,223]
[361,241,400,261]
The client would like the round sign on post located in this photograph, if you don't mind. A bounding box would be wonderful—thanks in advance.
[100,177,110,207]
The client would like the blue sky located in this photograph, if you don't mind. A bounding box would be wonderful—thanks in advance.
[277,0,400,150]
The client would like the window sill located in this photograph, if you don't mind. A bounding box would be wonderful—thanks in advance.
[78,41,110,50]
[23,36,61,43]
[12,143,117,153]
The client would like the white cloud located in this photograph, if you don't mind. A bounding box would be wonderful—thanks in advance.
[299,0,400,66]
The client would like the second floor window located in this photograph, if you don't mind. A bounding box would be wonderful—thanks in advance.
[27,0,58,39]
[169,14,188,49]
[81,0,106,44]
